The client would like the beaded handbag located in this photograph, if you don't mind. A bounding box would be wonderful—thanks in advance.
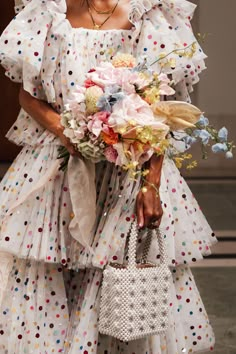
[99,221,171,342]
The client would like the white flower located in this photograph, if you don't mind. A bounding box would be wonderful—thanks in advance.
[77,141,105,163]
[152,101,202,130]
[69,118,78,130]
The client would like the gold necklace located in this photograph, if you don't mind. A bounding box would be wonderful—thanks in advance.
[86,0,120,30]
[89,0,115,15]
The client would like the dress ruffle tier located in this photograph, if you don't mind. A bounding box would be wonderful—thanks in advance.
[0,145,217,268]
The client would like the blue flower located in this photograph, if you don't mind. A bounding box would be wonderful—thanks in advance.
[97,96,112,112]
[218,127,228,142]
[211,143,228,153]
[104,85,120,95]
[183,135,197,146]
[110,92,125,104]
[225,151,233,159]
[97,87,125,112]
[197,115,209,127]
[193,129,211,145]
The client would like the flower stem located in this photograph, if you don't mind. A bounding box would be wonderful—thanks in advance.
[149,42,196,67]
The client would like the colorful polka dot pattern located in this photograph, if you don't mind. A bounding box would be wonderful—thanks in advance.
[0,258,69,353]
[0,262,215,353]
[0,0,215,352]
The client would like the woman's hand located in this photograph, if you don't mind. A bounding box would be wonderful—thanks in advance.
[136,184,163,229]
[57,129,80,157]
[136,154,164,229]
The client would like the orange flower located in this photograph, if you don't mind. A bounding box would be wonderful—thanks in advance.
[101,129,119,145]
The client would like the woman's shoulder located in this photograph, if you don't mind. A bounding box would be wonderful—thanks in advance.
[129,0,196,23]
[131,0,206,97]
[0,0,67,99]
[14,0,67,14]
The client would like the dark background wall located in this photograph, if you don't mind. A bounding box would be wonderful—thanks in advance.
[0,0,21,162]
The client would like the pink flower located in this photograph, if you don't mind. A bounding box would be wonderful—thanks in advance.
[108,94,169,135]
[113,141,154,168]
[158,73,175,96]
[73,126,87,140]
[112,142,130,166]
[86,62,151,95]
[65,90,86,110]
[87,111,110,137]
[113,142,151,168]
[93,111,110,123]
[104,146,118,163]
[86,62,118,87]
[119,72,137,94]
[133,74,153,90]
[84,78,97,88]
[87,119,103,137]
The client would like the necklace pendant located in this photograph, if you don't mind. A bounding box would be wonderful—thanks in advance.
[97,10,112,14]
[94,24,101,30]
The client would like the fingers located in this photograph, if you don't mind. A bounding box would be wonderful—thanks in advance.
[65,144,76,156]
[147,206,163,229]
[63,138,76,156]
[144,212,161,229]
[136,192,144,229]
[139,188,163,229]
[148,217,162,229]
[59,134,80,157]
[143,197,162,229]
[136,190,163,230]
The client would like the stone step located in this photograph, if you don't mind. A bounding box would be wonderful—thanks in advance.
[215,230,236,238]
[192,258,236,267]
[211,241,236,255]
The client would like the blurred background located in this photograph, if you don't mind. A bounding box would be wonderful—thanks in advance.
[0,1,235,353]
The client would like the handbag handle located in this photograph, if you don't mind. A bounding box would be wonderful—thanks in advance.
[127,220,168,269]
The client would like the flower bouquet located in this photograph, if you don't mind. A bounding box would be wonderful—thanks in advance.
[58,52,234,173]
[59,54,174,172]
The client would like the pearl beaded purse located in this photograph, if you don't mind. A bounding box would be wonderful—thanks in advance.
[99,221,171,342]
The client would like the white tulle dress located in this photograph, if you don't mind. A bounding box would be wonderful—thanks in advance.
[0,0,217,353]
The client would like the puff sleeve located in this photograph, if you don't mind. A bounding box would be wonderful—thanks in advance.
[0,0,66,100]
[130,0,207,100]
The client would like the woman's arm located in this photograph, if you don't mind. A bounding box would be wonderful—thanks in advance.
[19,86,77,155]
[136,154,164,229]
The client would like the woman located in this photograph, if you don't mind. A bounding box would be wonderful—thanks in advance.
[0,0,216,353]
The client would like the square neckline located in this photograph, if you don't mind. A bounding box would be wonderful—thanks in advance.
[64,19,135,35]
[65,18,135,32]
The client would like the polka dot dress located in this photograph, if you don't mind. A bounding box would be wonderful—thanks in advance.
[0,0,216,353]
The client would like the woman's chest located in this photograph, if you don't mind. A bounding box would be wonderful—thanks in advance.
[49,29,135,106]
[65,0,133,31]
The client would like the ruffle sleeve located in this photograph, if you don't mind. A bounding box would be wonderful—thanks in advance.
[130,0,206,96]
[0,0,66,100]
